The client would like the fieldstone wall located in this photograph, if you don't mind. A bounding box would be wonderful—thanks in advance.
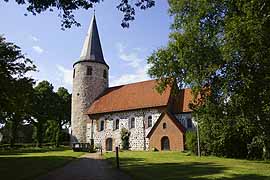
[86,108,163,151]
[71,61,108,143]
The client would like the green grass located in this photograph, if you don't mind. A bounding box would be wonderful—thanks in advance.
[0,147,84,180]
[104,151,270,180]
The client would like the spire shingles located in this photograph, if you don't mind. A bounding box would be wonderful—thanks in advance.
[79,15,107,65]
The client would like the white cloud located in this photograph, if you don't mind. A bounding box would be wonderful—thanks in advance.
[116,43,143,68]
[29,35,39,42]
[110,64,151,86]
[56,65,73,86]
[111,43,153,86]
[32,46,44,54]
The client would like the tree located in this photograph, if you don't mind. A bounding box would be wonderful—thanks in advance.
[41,87,71,147]
[32,81,56,147]
[148,0,270,159]
[7,78,35,147]
[54,87,71,147]
[3,0,155,29]
[0,36,36,147]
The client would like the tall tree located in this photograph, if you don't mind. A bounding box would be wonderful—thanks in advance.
[55,87,71,147]
[7,78,35,147]
[32,81,56,147]
[0,36,36,147]
[3,0,155,28]
[148,0,270,159]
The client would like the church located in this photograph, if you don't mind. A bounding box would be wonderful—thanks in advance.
[71,15,195,151]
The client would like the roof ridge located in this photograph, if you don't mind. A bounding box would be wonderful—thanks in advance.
[109,79,156,88]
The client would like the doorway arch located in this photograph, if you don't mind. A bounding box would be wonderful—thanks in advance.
[161,136,170,151]
[106,138,113,151]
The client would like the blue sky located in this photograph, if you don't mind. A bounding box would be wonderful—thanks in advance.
[0,1,172,92]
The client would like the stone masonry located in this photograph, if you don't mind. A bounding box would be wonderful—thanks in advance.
[86,108,163,151]
[71,61,108,143]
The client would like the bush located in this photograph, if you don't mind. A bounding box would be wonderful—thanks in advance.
[120,128,130,150]
[185,131,197,154]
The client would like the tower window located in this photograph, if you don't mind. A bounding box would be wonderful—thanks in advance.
[87,66,92,75]
[147,116,152,128]
[103,69,107,79]
[73,69,75,78]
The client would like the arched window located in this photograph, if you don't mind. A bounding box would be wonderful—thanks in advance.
[163,122,167,129]
[73,68,75,78]
[99,120,105,131]
[147,116,152,128]
[103,69,107,79]
[161,136,170,151]
[87,66,92,75]
[114,119,120,130]
[116,119,119,129]
[129,117,135,129]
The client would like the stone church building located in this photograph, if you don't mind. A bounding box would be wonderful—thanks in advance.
[71,15,195,151]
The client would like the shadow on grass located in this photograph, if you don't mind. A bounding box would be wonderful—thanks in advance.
[106,157,269,180]
[0,155,132,180]
[0,146,70,155]
[0,155,78,180]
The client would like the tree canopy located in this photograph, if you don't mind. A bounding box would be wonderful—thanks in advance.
[0,36,72,147]
[0,36,36,146]
[148,0,270,159]
[3,0,155,28]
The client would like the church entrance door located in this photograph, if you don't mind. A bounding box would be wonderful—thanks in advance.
[161,136,170,151]
[106,138,113,151]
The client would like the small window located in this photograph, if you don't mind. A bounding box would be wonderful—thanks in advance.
[116,119,119,129]
[103,69,107,79]
[187,118,192,128]
[87,66,92,75]
[148,116,152,128]
[114,119,119,130]
[100,120,105,131]
[163,123,167,129]
[73,69,75,78]
[130,117,135,129]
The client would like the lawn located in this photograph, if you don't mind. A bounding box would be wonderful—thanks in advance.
[104,151,270,180]
[0,147,84,180]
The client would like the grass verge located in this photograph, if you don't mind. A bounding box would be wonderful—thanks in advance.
[0,146,84,180]
[104,151,270,180]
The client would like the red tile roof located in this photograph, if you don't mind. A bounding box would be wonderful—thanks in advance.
[180,89,193,112]
[87,80,172,115]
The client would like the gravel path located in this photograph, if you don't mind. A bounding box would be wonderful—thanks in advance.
[36,153,132,180]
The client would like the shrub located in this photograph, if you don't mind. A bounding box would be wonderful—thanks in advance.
[120,128,130,150]
[185,131,197,154]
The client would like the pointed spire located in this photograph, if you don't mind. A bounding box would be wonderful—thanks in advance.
[79,14,107,65]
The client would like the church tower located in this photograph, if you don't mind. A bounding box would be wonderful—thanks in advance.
[71,15,109,143]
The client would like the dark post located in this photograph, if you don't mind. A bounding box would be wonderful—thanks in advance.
[115,146,120,169]
[100,146,103,156]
